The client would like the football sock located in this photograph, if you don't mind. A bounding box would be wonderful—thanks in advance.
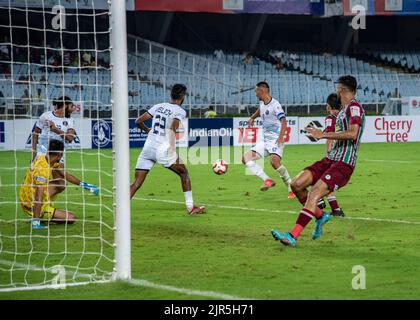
[314,207,324,219]
[184,191,194,211]
[298,196,323,218]
[245,161,270,181]
[317,198,326,208]
[276,165,292,188]
[290,208,315,239]
[328,195,340,211]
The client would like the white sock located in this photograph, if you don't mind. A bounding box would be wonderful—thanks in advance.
[246,161,270,181]
[184,191,194,211]
[276,165,292,190]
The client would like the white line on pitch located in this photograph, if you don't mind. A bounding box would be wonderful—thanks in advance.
[127,279,252,300]
[0,259,252,299]
[0,280,110,293]
[362,159,419,164]
[133,196,420,226]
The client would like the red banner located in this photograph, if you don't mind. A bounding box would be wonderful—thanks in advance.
[136,0,228,13]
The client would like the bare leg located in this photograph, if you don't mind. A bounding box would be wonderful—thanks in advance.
[290,170,313,203]
[270,154,282,170]
[168,161,191,192]
[45,178,75,224]
[304,180,331,214]
[168,159,205,214]
[51,209,76,224]
[130,169,149,199]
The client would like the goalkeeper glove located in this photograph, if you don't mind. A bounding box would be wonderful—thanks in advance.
[79,181,100,196]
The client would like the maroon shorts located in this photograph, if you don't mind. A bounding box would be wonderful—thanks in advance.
[305,157,354,192]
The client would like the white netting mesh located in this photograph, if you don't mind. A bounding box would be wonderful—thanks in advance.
[0,0,116,291]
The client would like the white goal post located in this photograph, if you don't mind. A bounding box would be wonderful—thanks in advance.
[111,0,131,281]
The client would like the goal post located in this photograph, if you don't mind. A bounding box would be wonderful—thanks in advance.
[111,0,131,281]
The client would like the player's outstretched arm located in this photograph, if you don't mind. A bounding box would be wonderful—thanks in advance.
[135,112,153,133]
[306,124,360,141]
[54,165,100,195]
[67,172,100,196]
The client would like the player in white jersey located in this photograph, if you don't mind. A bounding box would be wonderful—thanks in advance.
[130,84,205,215]
[32,96,99,196]
[242,82,295,198]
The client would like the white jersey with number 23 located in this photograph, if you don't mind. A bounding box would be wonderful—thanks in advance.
[136,102,186,171]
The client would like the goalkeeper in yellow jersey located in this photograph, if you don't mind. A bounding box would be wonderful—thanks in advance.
[19,139,76,230]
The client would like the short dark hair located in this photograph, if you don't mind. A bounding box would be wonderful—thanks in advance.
[54,96,73,109]
[171,84,187,100]
[338,75,357,93]
[48,139,64,156]
[256,81,270,91]
[327,93,340,110]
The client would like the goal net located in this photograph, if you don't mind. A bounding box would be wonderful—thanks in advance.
[0,0,130,291]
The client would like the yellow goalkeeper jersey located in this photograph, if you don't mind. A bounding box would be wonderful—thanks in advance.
[19,155,58,216]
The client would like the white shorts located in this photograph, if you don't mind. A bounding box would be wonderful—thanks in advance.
[250,141,284,159]
[136,141,178,171]
[37,144,65,165]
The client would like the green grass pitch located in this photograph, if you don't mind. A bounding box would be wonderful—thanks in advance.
[1,142,420,299]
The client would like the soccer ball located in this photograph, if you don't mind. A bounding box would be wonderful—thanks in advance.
[212,159,228,175]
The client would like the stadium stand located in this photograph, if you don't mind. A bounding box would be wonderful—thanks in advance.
[1,36,420,118]
[356,44,420,72]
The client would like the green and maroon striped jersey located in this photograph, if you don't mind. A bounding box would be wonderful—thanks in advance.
[327,99,365,167]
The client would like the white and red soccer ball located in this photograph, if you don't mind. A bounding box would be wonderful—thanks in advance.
[212,159,228,175]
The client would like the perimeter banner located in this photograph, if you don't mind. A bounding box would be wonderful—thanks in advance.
[343,0,420,16]
[2,116,420,151]
[136,0,313,14]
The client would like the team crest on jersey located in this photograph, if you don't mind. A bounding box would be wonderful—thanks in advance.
[335,123,342,132]
[63,121,68,126]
